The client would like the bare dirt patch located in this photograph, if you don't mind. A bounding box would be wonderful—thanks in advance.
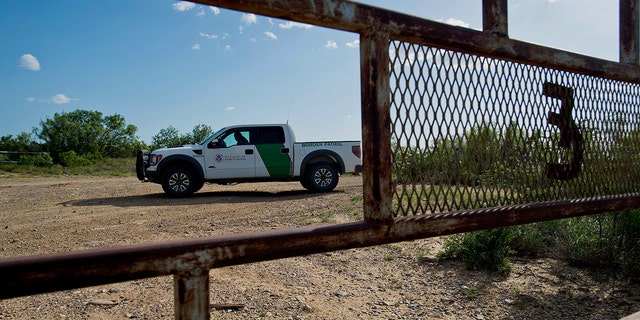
[0,175,639,319]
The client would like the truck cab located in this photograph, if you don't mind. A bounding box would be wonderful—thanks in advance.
[204,125,293,179]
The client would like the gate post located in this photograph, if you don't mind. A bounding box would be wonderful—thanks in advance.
[360,31,393,222]
[482,0,508,37]
[620,0,640,64]
[174,271,210,320]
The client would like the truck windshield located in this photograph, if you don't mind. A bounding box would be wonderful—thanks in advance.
[198,127,226,145]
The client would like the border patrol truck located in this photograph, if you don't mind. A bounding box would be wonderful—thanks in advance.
[137,124,363,197]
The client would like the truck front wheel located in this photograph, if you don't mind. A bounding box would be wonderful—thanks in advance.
[162,165,200,197]
[304,163,339,192]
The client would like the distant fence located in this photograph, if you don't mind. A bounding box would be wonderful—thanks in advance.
[0,151,45,164]
[1,1,639,319]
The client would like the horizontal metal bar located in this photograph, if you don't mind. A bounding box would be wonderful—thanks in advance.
[1,193,638,300]
[191,0,640,83]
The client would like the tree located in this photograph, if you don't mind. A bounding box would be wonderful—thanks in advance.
[36,109,140,163]
[188,124,214,144]
[150,124,214,150]
[0,132,39,152]
[98,114,139,157]
[151,126,182,150]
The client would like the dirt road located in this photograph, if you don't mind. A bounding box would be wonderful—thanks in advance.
[0,175,638,319]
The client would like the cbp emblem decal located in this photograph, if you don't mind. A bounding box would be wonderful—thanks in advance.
[215,154,224,162]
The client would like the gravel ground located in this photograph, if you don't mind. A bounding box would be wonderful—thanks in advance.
[0,175,639,319]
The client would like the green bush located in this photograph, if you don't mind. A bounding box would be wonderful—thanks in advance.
[438,227,516,273]
[59,150,92,167]
[17,153,54,167]
[555,210,640,277]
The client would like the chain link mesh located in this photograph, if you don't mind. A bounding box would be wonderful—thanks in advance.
[390,41,640,216]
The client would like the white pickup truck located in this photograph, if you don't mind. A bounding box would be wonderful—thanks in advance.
[136,124,362,197]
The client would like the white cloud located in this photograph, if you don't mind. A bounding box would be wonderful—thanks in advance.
[26,97,46,103]
[226,106,236,111]
[239,26,244,34]
[50,94,76,105]
[24,95,76,104]
[192,44,201,50]
[199,32,218,40]
[324,40,338,49]
[278,21,313,29]
[345,40,360,48]
[241,13,257,25]
[264,31,278,40]
[224,45,232,52]
[439,18,470,28]
[19,54,40,71]
[173,1,195,11]
[197,9,205,17]
[210,6,220,15]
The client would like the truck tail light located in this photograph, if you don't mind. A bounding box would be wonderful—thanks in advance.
[352,145,362,159]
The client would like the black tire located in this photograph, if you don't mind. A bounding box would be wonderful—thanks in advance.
[304,163,339,192]
[192,179,205,193]
[135,150,147,181]
[161,165,199,197]
[300,175,312,190]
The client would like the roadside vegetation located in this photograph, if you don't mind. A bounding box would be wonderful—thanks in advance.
[0,109,213,177]
[394,121,640,278]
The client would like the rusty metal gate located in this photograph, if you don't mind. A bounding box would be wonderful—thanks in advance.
[1,1,640,319]
[390,43,640,215]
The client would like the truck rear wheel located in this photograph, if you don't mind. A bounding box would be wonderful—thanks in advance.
[162,165,200,197]
[304,163,339,192]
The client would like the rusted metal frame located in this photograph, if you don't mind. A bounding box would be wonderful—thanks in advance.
[1,193,639,300]
[482,0,508,37]
[174,271,210,320]
[189,0,640,83]
[360,31,393,222]
[621,0,640,64]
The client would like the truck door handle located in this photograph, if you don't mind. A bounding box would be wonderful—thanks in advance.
[281,148,289,154]
[245,149,253,155]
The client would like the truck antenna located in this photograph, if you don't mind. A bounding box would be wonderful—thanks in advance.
[287,97,293,125]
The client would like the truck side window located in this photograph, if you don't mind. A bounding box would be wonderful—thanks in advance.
[258,127,285,144]
[221,130,251,147]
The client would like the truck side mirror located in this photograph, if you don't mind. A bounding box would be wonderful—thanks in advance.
[208,139,220,149]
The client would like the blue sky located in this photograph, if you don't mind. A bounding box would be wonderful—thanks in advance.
[0,0,618,144]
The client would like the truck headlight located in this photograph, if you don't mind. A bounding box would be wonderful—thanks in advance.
[149,154,162,166]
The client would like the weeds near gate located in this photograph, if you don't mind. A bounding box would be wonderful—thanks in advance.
[436,209,640,278]
[460,286,477,299]
[438,228,516,274]
[395,122,640,278]
[319,211,333,223]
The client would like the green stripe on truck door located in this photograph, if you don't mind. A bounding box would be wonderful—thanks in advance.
[256,144,292,177]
